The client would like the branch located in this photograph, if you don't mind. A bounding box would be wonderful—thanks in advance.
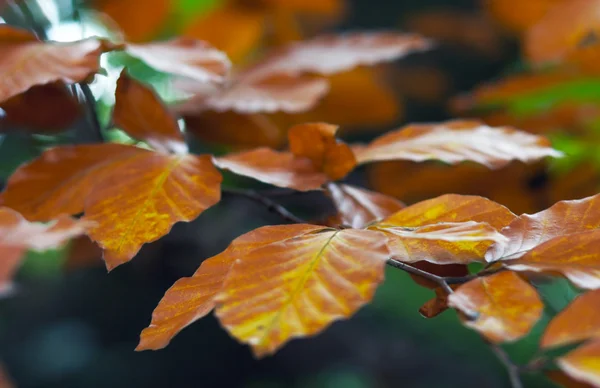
[487,341,523,388]
[77,83,106,143]
[386,258,455,294]
[223,188,307,224]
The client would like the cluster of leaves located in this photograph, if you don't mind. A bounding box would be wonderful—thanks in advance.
[2,1,600,387]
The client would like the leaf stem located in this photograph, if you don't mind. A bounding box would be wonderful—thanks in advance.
[487,341,523,388]
[386,258,454,295]
[223,188,307,224]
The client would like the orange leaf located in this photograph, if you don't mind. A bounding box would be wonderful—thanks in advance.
[214,227,389,357]
[541,289,600,349]
[213,148,328,191]
[113,71,186,154]
[558,339,600,386]
[326,183,405,229]
[125,38,231,84]
[354,120,563,168]
[137,224,322,350]
[369,194,515,265]
[262,0,344,16]
[546,370,595,388]
[288,123,356,180]
[485,0,564,33]
[0,25,114,103]
[183,1,266,62]
[1,144,222,269]
[409,261,469,290]
[524,0,600,65]
[448,271,543,342]
[506,230,600,289]
[486,194,600,261]
[0,207,88,288]
[420,287,452,318]
[95,0,170,42]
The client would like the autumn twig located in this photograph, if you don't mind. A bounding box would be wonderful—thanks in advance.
[223,188,307,224]
[487,341,523,388]
[386,258,455,294]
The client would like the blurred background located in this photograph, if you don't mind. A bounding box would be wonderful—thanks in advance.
[0,0,594,386]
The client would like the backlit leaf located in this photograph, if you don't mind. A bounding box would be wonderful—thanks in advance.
[125,38,231,84]
[541,289,600,349]
[213,148,328,191]
[525,0,600,65]
[558,339,600,386]
[137,224,322,350]
[113,71,186,154]
[95,0,170,42]
[0,25,114,103]
[215,227,389,357]
[1,144,222,269]
[326,183,405,229]
[448,271,543,342]
[486,194,600,262]
[354,120,563,168]
[506,230,600,289]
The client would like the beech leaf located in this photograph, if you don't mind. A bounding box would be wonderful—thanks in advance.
[137,224,322,351]
[214,227,389,357]
[354,119,563,168]
[557,339,600,387]
[1,144,222,270]
[448,271,543,342]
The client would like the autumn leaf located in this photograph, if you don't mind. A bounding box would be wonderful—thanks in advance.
[541,289,600,349]
[325,183,405,229]
[557,339,600,387]
[367,194,515,265]
[505,230,600,289]
[354,120,564,168]
[447,271,543,342]
[125,38,231,84]
[485,0,563,33]
[215,227,389,357]
[113,71,187,154]
[546,370,595,388]
[0,25,114,103]
[137,224,323,350]
[486,194,600,261]
[0,207,89,288]
[419,287,453,318]
[95,0,170,42]
[524,0,600,65]
[213,147,328,191]
[288,123,356,180]
[1,144,222,269]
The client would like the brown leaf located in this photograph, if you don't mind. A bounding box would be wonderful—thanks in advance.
[546,370,595,388]
[137,224,322,350]
[419,287,453,318]
[541,289,600,349]
[506,230,600,289]
[448,271,543,342]
[325,183,405,228]
[409,261,469,290]
[288,123,356,180]
[125,38,231,84]
[213,148,328,191]
[524,0,600,65]
[113,71,186,154]
[354,120,563,168]
[1,144,222,269]
[486,194,600,262]
[95,0,169,42]
[0,25,114,103]
[215,227,389,357]
[0,207,89,287]
[557,339,600,387]
[485,0,563,32]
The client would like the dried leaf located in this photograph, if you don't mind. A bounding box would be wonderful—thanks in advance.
[0,25,113,103]
[558,339,600,387]
[525,0,600,65]
[506,230,600,289]
[125,38,231,84]
[137,224,322,350]
[448,271,543,342]
[215,227,389,357]
[96,0,169,42]
[326,183,405,229]
[541,289,600,349]
[1,144,222,269]
[486,194,600,262]
[213,148,328,191]
[420,287,452,318]
[113,71,186,154]
[354,120,563,168]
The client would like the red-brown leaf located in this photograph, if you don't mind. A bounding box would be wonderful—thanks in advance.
[448,271,543,342]
[354,120,563,168]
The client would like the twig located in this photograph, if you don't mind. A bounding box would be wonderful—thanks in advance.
[77,83,106,142]
[386,258,454,295]
[487,341,523,388]
[223,188,307,224]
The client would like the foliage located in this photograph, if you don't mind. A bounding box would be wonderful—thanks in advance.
[2,0,600,387]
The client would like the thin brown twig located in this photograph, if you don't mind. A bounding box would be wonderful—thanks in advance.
[386,258,455,294]
[487,341,523,388]
[223,188,307,224]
